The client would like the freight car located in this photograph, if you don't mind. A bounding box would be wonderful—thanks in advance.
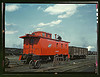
[92,51,97,55]
[88,51,97,55]
[88,51,92,55]
[19,31,70,68]
[5,48,23,56]
[69,46,88,59]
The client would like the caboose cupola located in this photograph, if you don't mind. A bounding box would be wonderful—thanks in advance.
[19,31,52,39]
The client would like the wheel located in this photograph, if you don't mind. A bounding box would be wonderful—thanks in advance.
[70,55,74,60]
[29,60,41,69]
[84,55,86,59]
[34,60,41,69]
[50,56,54,61]
[65,56,69,61]
[24,56,32,64]
[29,60,35,69]
[5,58,10,67]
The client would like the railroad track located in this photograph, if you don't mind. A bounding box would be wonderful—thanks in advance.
[35,60,95,72]
[8,57,94,67]
[5,55,95,72]
[59,61,94,72]
[8,58,90,68]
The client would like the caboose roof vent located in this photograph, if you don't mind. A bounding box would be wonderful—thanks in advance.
[55,34,62,40]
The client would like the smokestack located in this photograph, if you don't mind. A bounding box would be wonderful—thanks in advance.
[55,34,57,39]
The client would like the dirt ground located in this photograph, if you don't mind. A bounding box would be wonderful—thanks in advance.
[5,55,97,73]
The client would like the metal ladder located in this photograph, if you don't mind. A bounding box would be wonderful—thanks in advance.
[52,55,64,66]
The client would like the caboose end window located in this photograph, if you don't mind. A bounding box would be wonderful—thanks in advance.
[25,39,28,45]
[61,44,63,48]
[30,38,34,45]
[42,33,45,36]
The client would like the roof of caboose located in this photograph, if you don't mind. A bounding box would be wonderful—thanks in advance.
[33,31,52,35]
[19,31,70,43]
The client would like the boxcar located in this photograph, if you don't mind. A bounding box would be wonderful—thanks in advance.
[69,46,88,59]
[19,31,70,63]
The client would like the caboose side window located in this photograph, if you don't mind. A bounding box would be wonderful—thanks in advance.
[42,33,45,36]
[65,44,67,48]
[48,44,52,48]
[46,34,48,37]
[56,43,58,47]
[33,33,35,35]
[61,44,63,48]
[50,35,51,38]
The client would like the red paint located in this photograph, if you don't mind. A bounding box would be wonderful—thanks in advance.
[19,55,22,60]
[34,60,37,62]
[20,31,70,58]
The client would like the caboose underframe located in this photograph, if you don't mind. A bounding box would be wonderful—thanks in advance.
[19,54,69,64]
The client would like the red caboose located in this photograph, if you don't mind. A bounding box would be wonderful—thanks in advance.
[19,31,70,64]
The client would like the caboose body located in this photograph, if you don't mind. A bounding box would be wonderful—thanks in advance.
[19,31,70,63]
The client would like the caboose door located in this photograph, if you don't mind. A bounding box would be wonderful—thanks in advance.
[55,43,59,55]
[24,38,30,54]
[29,38,34,54]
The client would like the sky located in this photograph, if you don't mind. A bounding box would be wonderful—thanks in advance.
[5,3,97,51]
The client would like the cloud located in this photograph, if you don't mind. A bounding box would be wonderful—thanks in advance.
[44,4,86,18]
[58,10,76,18]
[44,4,77,15]
[37,6,43,10]
[86,46,94,51]
[31,20,62,32]
[36,28,42,30]
[38,20,62,27]
[37,6,41,10]
[5,4,20,12]
[5,22,16,26]
[13,44,23,48]
[5,30,18,34]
